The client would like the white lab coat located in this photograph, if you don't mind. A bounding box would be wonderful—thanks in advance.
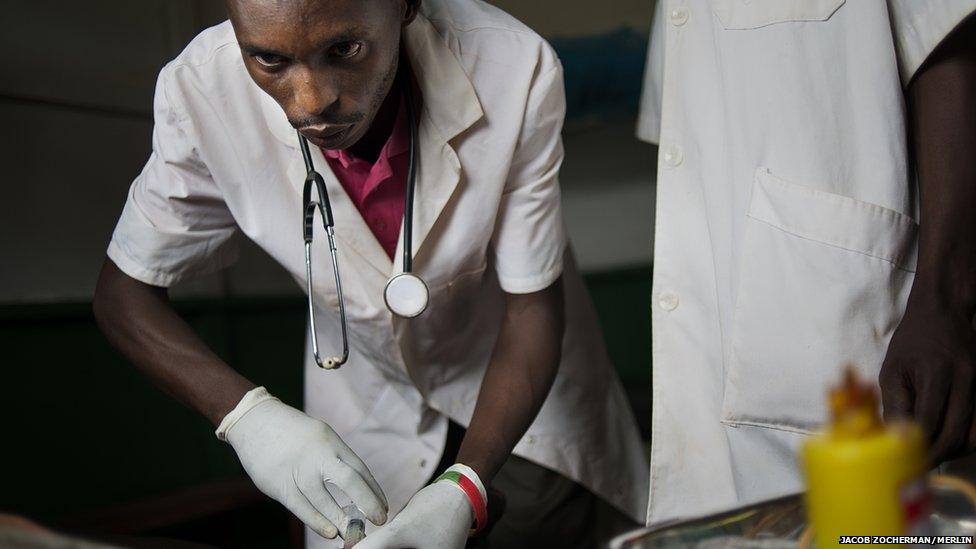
[637,0,976,526]
[108,1,648,545]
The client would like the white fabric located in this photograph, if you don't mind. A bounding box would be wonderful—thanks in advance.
[222,393,389,540]
[214,386,276,441]
[107,1,649,545]
[636,0,976,526]
[356,481,471,549]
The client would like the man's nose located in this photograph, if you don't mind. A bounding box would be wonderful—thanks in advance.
[294,68,338,121]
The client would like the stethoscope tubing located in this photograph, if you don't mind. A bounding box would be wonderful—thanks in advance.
[300,69,422,369]
[401,72,417,274]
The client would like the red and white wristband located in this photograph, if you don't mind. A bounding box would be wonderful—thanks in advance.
[434,463,488,535]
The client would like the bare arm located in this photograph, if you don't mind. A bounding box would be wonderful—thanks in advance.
[455,277,565,483]
[880,15,976,463]
[92,258,255,425]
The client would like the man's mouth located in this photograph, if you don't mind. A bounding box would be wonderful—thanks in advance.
[299,124,353,147]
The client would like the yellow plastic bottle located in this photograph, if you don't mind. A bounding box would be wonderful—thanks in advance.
[802,368,930,547]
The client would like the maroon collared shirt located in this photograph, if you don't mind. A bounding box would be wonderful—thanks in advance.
[321,96,408,260]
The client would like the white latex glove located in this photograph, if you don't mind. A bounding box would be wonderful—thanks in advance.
[358,464,485,549]
[356,481,472,549]
[217,387,388,540]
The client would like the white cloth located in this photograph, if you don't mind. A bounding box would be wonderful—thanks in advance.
[637,0,976,526]
[107,1,649,545]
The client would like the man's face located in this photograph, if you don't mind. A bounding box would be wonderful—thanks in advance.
[227,0,408,150]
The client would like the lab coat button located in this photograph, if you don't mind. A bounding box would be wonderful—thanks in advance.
[419,459,427,468]
[663,144,683,167]
[670,6,689,26]
[658,292,679,311]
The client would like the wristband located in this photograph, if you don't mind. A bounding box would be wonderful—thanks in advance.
[445,463,487,503]
[434,464,488,535]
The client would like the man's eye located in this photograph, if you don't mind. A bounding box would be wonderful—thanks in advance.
[331,42,363,59]
[253,53,287,67]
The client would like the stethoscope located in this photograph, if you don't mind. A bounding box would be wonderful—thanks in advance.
[298,79,428,370]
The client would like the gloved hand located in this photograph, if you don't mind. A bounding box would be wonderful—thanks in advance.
[358,464,485,549]
[218,387,388,539]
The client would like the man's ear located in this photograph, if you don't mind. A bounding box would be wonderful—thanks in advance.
[403,0,421,26]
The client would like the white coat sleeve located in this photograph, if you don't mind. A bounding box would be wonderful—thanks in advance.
[887,0,976,86]
[491,48,567,295]
[107,65,241,287]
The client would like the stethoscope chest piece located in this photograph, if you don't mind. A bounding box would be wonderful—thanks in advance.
[384,272,429,318]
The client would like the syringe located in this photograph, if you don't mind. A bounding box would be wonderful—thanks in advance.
[342,504,366,548]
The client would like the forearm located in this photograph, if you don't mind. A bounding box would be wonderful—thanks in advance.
[92,258,255,425]
[907,16,976,317]
[455,278,565,484]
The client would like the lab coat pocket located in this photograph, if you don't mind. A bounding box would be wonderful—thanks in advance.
[709,0,844,30]
[721,168,916,434]
[396,262,498,385]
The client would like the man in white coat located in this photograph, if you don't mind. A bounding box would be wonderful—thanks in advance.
[638,0,976,526]
[93,0,648,547]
